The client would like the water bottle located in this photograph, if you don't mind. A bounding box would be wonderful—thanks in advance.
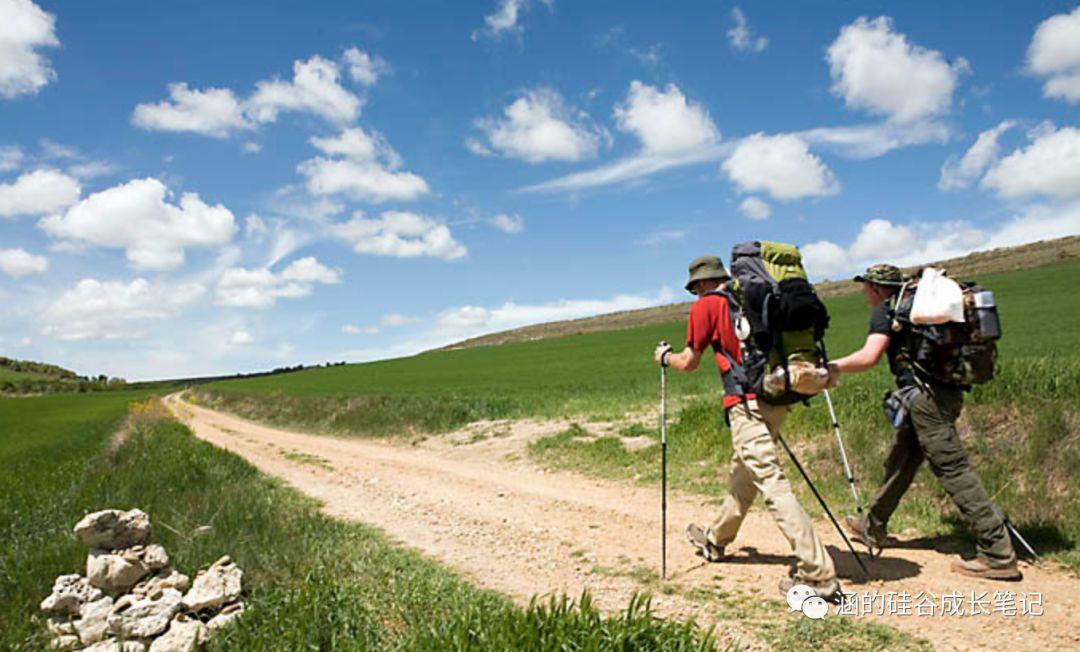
[972,291,1001,341]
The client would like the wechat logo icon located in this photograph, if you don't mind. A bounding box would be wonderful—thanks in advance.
[786,584,829,620]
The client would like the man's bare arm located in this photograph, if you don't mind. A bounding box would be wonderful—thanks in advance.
[666,347,704,372]
[832,333,890,374]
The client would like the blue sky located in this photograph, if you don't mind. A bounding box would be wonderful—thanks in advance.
[1,0,1079,380]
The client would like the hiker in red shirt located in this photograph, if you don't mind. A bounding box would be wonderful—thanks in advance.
[655,255,840,601]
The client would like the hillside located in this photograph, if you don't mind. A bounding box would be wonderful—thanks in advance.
[0,356,125,394]
[440,235,1080,351]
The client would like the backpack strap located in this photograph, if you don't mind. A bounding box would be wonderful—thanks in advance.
[702,290,752,405]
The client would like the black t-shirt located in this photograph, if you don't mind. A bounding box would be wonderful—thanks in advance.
[869,302,916,387]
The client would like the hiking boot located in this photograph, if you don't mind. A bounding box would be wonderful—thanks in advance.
[844,515,885,552]
[950,558,1023,581]
[778,575,844,605]
[686,524,724,562]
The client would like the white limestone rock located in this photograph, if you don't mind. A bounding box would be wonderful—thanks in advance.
[75,596,114,645]
[181,556,242,612]
[74,509,151,550]
[48,634,80,650]
[87,548,151,593]
[142,544,169,571]
[205,601,245,633]
[107,588,182,639]
[133,569,190,597]
[40,574,104,615]
[148,614,206,652]
[83,640,147,652]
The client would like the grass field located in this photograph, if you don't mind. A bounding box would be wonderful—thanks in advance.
[199,261,1080,570]
[1,392,723,650]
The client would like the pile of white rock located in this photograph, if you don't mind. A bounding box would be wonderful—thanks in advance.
[40,509,244,651]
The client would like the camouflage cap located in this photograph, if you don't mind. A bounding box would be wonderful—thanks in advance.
[853,264,905,286]
[685,255,730,292]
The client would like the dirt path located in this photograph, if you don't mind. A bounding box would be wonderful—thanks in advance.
[164,394,1080,651]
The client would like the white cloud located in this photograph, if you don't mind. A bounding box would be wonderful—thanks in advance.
[298,157,429,203]
[985,200,1080,250]
[0,168,81,217]
[826,16,963,123]
[525,81,723,192]
[39,138,77,159]
[802,206,1080,281]
[727,6,768,53]
[215,256,341,309]
[343,47,389,86]
[434,287,673,341]
[310,126,400,165]
[298,126,427,203]
[247,54,361,125]
[848,218,916,261]
[614,81,719,156]
[132,83,251,138]
[473,88,603,163]
[800,241,852,279]
[242,141,262,153]
[471,0,551,41]
[938,120,1016,191]
[474,0,523,39]
[0,145,23,171]
[343,323,378,335]
[489,213,524,234]
[798,120,950,160]
[0,247,47,277]
[523,144,728,193]
[229,330,254,346]
[39,177,236,271]
[134,52,364,137]
[722,133,839,200]
[1027,7,1080,103]
[330,211,466,260]
[981,126,1080,200]
[738,196,771,220]
[0,0,58,98]
[244,214,268,239]
[66,161,118,179]
[43,278,206,341]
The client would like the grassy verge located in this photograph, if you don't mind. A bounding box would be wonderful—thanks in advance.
[1,393,715,650]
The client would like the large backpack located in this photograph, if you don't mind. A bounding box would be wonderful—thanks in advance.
[727,241,831,405]
[888,273,1001,387]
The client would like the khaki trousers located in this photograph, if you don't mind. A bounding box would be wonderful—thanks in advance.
[707,399,837,583]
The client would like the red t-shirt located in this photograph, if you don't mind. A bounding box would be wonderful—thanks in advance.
[686,293,755,408]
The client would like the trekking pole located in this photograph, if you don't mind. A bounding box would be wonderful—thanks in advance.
[994,506,1040,563]
[823,389,873,557]
[774,431,871,580]
[660,359,668,580]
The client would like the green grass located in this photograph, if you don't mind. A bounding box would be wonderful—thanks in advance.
[0,391,155,648]
[1,393,716,650]
[200,262,1080,571]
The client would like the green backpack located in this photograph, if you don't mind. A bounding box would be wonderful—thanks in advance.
[728,241,831,404]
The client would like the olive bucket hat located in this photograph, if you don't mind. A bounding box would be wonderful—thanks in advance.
[853,264,905,286]
[685,255,730,292]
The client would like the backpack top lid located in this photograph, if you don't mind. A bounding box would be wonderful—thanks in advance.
[730,241,808,288]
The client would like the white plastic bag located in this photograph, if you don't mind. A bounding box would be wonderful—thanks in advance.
[910,267,965,324]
